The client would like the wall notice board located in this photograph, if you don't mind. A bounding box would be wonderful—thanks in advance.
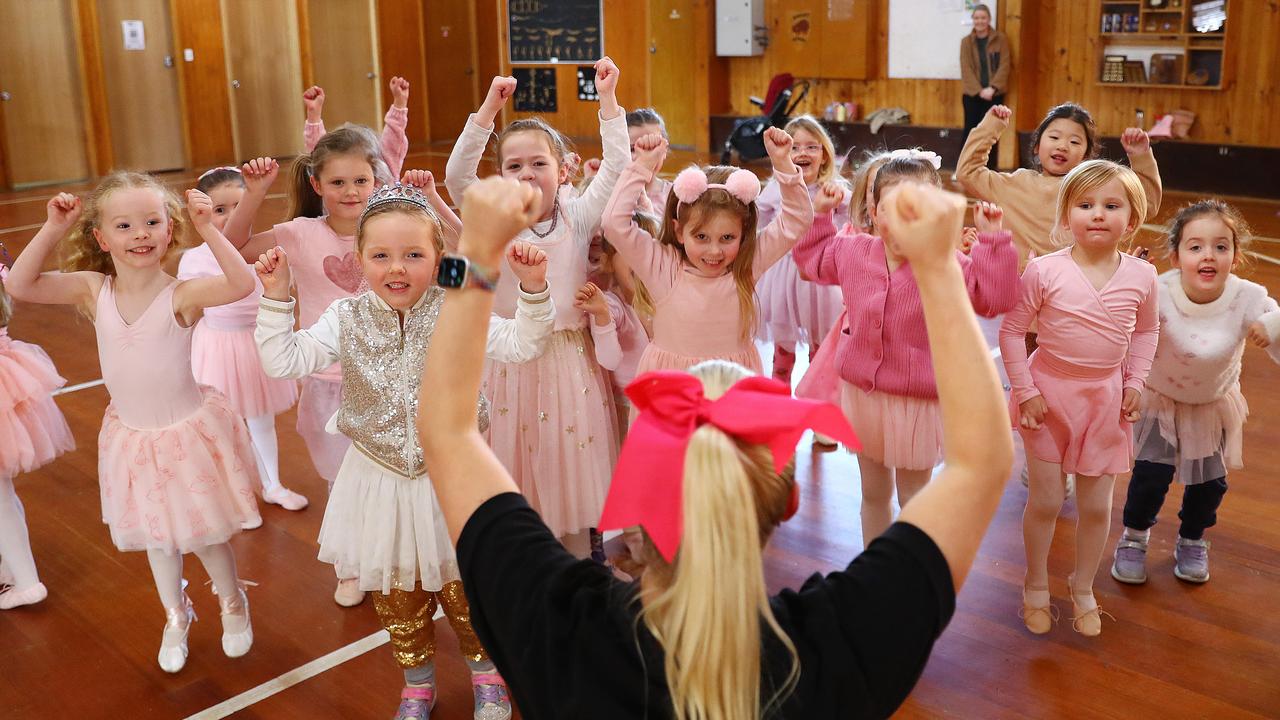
[507,0,603,64]
[888,0,997,79]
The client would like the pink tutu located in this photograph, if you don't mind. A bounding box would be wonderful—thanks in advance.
[841,382,943,470]
[1012,351,1132,477]
[756,252,843,347]
[1134,385,1248,482]
[296,376,350,484]
[98,386,261,553]
[0,332,74,476]
[482,328,619,537]
[637,342,763,376]
[191,322,297,419]
[796,310,846,404]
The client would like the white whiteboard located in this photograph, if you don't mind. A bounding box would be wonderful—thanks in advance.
[888,0,997,79]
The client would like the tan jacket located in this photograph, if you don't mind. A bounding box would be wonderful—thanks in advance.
[960,30,1011,96]
[957,112,1163,269]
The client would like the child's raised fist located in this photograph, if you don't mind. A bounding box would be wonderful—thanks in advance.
[241,157,280,194]
[389,76,410,109]
[401,169,436,190]
[973,200,1004,234]
[989,105,1012,124]
[1120,127,1151,156]
[594,56,620,94]
[484,76,518,108]
[459,178,542,263]
[46,193,82,228]
[254,246,292,300]
[507,240,548,293]
[186,189,214,228]
[960,226,978,254]
[813,182,845,214]
[633,133,668,173]
[574,281,611,325]
[302,86,325,120]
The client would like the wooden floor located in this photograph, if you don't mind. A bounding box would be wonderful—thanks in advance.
[1,144,1278,720]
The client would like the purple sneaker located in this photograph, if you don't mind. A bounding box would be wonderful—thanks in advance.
[1110,536,1148,584]
[1174,537,1210,583]
[394,685,435,720]
[472,672,512,720]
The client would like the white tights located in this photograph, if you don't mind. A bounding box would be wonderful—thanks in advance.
[146,542,241,609]
[0,476,39,590]
[244,414,282,492]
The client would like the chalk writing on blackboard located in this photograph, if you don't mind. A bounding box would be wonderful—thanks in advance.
[513,68,557,113]
[508,0,602,63]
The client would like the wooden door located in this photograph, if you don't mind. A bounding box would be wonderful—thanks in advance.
[424,0,478,141]
[221,0,304,159]
[648,0,699,149]
[0,0,90,187]
[306,0,380,129]
[96,0,186,172]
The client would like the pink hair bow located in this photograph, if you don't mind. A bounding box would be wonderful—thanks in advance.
[671,166,761,206]
[598,371,859,562]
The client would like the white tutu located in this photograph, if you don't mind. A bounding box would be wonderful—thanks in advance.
[317,446,459,594]
[755,252,843,346]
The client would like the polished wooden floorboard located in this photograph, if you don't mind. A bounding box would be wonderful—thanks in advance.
[1,146,1277,719]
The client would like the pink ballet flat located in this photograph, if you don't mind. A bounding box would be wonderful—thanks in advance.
[334,577,366,607]
[0,582,48,610]
[1019,585,1058,635]
[159,590,197,673]
[263,485,309,511]
[240,515,263,531]
[215,579,256,657]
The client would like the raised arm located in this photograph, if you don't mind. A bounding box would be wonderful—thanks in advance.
[223,157,281,261]
[444,76,515,204]
[302,86,326,153]
[1120,128,1163,219]
[577,282,621,371]
[752,127,813,276]
[601,136,681,301]
[885,183,1015,591]
[173,190,256,325]
[486,241,555,363]
[957,105,1014,202]
[566,58,630,233]
[252,247,341,378]
[380,77,412,179]
[5,193,102,308]
[420,177,542,542]
[403,169,462,251]
[961,201,1019,317]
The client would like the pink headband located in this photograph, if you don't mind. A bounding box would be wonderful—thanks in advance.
[198,166,242,181]
[671,166,761,206]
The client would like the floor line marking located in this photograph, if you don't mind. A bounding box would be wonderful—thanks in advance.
[52,378,105,396]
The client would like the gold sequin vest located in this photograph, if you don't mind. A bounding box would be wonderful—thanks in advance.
[335,289,489,478]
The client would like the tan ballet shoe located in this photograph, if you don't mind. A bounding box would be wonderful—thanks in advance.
[1020,585,1059,635]
[1068,576,1114,637]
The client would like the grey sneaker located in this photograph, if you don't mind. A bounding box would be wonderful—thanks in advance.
[1174,537,1211,583]
[1111,536,1149,584]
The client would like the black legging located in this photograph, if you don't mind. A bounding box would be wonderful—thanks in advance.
[962,93,1004,169]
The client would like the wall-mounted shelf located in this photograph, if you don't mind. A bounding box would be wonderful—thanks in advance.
[1096,0,1229,89]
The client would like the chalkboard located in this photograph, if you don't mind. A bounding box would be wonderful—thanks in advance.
[512,68,557,112]
[508,0,602,64]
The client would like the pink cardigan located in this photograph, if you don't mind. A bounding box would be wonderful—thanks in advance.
[794,212,1018,398]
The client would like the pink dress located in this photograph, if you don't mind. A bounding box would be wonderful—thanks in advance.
[445,110,631,538]
[0,327,74,477]
[95,278,261,553]
[602,163,814,376]
[178,246,297,419]
[754,179,849,347]
[999,249,1159,476]
[273,217,361,483]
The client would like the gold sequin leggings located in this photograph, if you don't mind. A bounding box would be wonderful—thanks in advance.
[370,580,488,668]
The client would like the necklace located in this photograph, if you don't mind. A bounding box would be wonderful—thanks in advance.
[528,195,560,239]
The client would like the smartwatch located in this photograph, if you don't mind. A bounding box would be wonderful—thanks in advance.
[438,254,499,291]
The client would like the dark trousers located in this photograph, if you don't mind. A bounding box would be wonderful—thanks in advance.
[1122,460,1228,540]
[962,93,1004,170]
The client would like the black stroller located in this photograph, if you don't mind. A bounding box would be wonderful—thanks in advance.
[720,73,810,164]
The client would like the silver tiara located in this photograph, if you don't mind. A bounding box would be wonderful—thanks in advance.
[363,183,429,217]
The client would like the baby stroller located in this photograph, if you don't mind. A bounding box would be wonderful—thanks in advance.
[721,73,810,164]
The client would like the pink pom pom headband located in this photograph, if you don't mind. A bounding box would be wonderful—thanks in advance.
[671,166,761,206]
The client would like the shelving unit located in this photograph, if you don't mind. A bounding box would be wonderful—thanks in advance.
[1096,0,1228,89]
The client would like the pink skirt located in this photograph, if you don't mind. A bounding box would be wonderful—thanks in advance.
[296,376,350,485]
[1012,351,1132,477]
[796,310,846,404]
[482,328,619,537]
[637,342,764,376]
[755,252,843,347]
[0,335,74,477]
[841,382,942,471]
[1134,385,1248,483]
[98,386,261,554]
[191,322,297,419]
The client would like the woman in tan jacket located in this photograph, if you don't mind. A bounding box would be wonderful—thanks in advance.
[960,4,1010,169]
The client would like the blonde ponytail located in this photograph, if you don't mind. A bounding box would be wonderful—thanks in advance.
[637,360,800,720]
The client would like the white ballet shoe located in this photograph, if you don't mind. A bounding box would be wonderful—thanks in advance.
[262,485,309,511]
[239,515,263,530]
[158,591,197,673]
[334,577,366,607]
[0,582,48,610]
[216,579,256,658]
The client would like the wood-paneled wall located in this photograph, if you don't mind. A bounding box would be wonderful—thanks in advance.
[171,0,234,168]
[377,0,430,146]
[725,0,1278,149]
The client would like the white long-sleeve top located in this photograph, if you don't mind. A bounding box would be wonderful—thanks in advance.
[444,110,630,330]
[1147,270,1280,405]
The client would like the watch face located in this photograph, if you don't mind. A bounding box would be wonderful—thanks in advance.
[438,256,468,289]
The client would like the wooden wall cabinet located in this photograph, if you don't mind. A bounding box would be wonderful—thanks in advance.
[1096,0,1229,90]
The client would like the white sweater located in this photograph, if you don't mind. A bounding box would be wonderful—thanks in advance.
[1145,270,1280,405]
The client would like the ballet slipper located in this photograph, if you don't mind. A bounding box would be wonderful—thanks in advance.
[215,579,256,657]
[0,582,48,610]
[1019,584,1058,635]
[158,589,197,673]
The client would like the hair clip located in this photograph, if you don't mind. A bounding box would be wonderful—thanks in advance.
[887,149,943,170]
[671,166,761,206]
[197,166,243,181]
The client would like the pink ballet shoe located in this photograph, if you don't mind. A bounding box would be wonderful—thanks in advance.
[240,515,263,530]
[0,582,48,610]
[215,579,256,657]
[263,485,309,511]
[1019,585,1058,635]
[159,589,197,673]
[334,577,366,607]
[1068,575,1114,637]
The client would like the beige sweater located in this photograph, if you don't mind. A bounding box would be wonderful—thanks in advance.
[957,112,1163,268]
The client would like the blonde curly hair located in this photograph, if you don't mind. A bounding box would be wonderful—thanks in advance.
[60,171,186,275]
